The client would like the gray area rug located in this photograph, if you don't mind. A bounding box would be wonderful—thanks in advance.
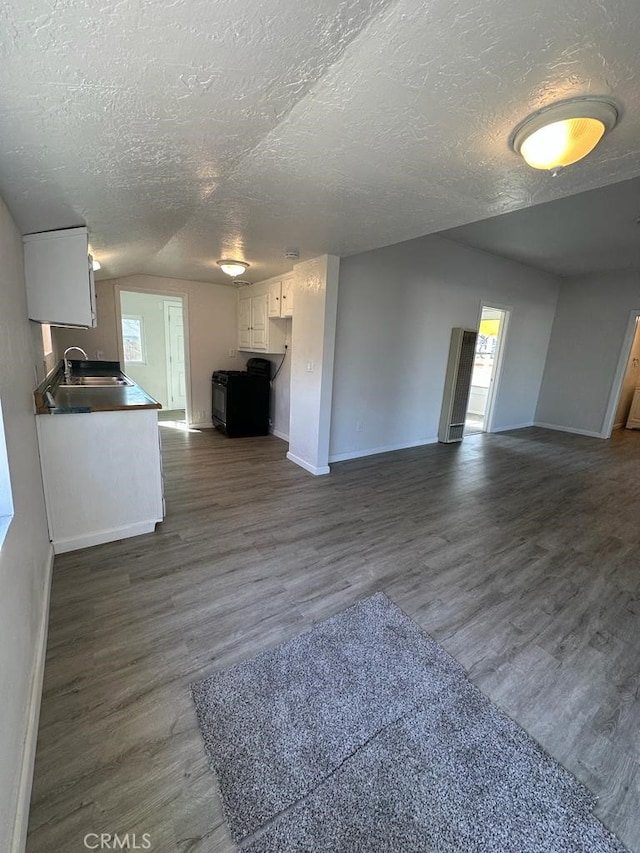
[191,592,628,852]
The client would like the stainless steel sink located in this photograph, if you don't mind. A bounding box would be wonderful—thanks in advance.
[59,375,134,387]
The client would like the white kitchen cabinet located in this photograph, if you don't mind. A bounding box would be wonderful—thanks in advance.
[238,296,251,350]
[281,276,294,317]
[23,226,97,327]
[238,291,286,353]
[267,281,282,317]
[251,293,268,349]
[626,387,640,429]
[36,409,164,553]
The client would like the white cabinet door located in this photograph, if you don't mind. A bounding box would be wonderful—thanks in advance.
[238,296,251,349]
[238,287,286,353]
[250,294,268,350]
[23,226,97,327]
[267,282,282,317]
[281,277,293,317]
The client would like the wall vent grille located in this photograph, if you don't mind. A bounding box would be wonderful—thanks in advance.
[438,328,477,443]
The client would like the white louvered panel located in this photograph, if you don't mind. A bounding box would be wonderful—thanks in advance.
[438,328,478,443]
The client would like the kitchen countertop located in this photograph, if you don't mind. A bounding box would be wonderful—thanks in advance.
[34,359,162,414]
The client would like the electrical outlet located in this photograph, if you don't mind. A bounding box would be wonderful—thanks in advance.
[356,420,364,433]
[306,360,314,372]
[96,350,104,360]
[228,348,236,357]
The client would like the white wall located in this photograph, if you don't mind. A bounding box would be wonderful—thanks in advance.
[120,290,171,408]
[54,274,241,427]
[330,234,560,461]
[0,195,53,851]
[263,333,291,440]
[536,271,640,436]
[287,255,339,475]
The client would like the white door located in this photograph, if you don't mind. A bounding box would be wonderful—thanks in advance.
[164,302,186,409]
[465,305,509,434]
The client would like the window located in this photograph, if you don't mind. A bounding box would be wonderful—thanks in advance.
[0,401,14,548]
[121,315,146,364]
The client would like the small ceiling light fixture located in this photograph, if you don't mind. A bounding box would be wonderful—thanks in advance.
[511,97,618,172]
[217,259,249,277]
[92,259,101,271]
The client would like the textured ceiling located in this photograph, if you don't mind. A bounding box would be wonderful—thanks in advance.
[441,174,640,277]
[1,0,640,285]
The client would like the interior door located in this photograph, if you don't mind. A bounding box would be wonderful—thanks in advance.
[165,302,186,409]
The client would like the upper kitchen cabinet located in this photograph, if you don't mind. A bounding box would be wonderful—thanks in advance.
[23,226,97,327]
[238,292,286,353]
[280,275,293,318]
[267,281,282,318]
[266,276,294,318]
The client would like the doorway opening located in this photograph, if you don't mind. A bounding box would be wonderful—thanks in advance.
[465,305,509,435]
[609,313,640,433]
[118,289,190,424]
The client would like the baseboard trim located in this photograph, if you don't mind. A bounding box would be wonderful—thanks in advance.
[270,428,289,442]
[286,451,330,476]
[53,520,159,554]
[11,544,54,853]
[187,422,213,430]
[533,421,605,439]
[329,437,438,464]
[489,422,534,433]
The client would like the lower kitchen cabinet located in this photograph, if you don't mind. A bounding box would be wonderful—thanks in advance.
[36,409,164,553]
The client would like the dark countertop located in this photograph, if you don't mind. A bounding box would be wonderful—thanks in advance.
[35,360,162,415]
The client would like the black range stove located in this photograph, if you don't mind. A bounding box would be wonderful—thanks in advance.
[211,357,271,437]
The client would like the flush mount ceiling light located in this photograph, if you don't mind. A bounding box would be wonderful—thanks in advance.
[217,259,249,277]
[511,97,618,172]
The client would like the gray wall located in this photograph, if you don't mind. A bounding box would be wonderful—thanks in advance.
[330,234,560,460]
[535,271,640,435]
[0,194,52,850]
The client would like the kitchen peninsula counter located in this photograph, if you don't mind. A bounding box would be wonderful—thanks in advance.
[34,360,165,554]
[34,359,161,414]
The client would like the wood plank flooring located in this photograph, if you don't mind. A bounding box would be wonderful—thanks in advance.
[26,425,640,852]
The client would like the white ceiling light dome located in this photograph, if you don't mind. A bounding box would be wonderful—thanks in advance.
[217,259,249,277]
[511,97,619,172]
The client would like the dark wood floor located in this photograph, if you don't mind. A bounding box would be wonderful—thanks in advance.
[26,425,640,852]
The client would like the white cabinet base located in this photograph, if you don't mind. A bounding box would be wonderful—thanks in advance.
[52,520,159,555]
[36,409,164,554]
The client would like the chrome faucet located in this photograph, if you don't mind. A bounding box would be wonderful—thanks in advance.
[63,346,89,382]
